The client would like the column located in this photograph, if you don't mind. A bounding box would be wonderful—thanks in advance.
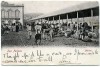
[71,18,72,23]
[59,15,60,23]
[62,19,63,24]
[22,5,24,29]
[48,17,49,24]
[40,18,42,24]
[53,17,54,24]
[91,9,93,32]
[66,14,68,28]
[77,12,79,31]
[41,18,43,23]
[83,17,84,23]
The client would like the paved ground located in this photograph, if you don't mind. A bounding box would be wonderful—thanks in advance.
[1,30,99,48]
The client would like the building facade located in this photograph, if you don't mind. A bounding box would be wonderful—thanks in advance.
[1,1,24,26]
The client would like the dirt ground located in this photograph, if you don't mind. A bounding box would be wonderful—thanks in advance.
[1,30,99,48]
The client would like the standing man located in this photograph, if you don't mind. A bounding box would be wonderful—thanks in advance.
[27,24,32,40]
[49,24,54,41]
[82,22,88,39]
[70,22,74,31]
[42,23,47,39]
[35,23,42,34]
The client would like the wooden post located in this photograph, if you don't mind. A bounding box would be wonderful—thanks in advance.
[91,9,93,32]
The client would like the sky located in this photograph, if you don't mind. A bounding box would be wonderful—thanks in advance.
[5,1,87,14]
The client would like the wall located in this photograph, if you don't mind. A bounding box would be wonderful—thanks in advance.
[1,6,24,25]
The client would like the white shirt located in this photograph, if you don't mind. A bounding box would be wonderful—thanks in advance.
[27,25,31,31]
[35,25,42,31]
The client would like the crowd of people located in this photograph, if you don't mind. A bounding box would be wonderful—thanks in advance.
[26,22,55,45]
[1,21,22,35]
[26,21,99,45]
[65,21,98,42]
[1,20,98,45]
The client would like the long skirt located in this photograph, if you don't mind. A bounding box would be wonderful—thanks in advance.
[16,26,19,32]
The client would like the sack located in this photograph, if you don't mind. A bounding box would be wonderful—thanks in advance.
[92,33,97,38]
[65,33,67,37]
[83,36,92,42]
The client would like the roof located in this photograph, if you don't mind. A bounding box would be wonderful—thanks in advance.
[1,1,24,7]
[32,1,99,20]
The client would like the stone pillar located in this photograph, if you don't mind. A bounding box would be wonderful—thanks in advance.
[66,14,68,28]
[91,9,93,32]
[59,15,60,23]
[48,17,49,24]
[77,12,79,31]
[53,17,54,24]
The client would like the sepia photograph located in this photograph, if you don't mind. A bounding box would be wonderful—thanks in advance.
[1,0,100,65]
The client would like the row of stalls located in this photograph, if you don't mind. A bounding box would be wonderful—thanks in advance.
[30,2,99,41]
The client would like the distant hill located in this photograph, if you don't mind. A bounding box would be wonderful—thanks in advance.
[24,13,43,20]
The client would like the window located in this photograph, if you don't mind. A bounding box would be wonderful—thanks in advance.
[15,9,20,18]
[8,9,13,18]
[1,9,5,18]
[12,11,15,18]
[5,11,9,18]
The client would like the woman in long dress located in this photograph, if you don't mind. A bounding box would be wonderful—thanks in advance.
[16,24,19,32]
